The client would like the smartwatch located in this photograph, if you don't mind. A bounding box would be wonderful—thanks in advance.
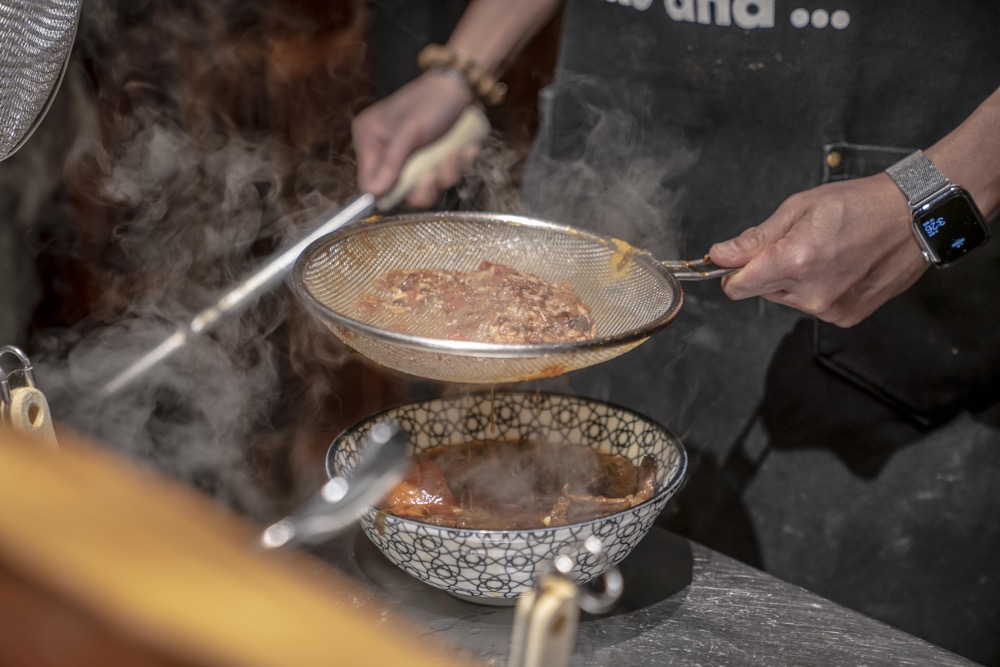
[885,150,990,267]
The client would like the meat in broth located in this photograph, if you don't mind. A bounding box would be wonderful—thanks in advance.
[379,439,657,530]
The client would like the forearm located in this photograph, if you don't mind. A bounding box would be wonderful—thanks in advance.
[925,86,1000,219]
[445,0,563,75]
[352,0,562,201]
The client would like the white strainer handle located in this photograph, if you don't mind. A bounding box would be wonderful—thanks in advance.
[375,106,490,211]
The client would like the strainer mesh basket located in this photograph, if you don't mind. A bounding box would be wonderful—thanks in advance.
[293,212,683,384]
[0,0,82,159]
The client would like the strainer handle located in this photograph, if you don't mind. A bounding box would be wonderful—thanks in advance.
[663,256,739,281]
[375,106,491,211]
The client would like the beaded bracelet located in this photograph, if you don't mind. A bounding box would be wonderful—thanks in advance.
[417,43,507,107]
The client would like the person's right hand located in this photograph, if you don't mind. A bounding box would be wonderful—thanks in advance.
[708,173,929,327]
[352,70,479,208]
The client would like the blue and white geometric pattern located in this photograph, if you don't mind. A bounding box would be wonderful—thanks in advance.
[328,391,687,603]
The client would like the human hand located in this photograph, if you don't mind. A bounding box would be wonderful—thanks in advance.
[352,71,479,208]
[708,173,931,327]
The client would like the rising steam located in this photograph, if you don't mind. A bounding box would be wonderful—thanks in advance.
[11,0,376,519]
[4,0,706,523]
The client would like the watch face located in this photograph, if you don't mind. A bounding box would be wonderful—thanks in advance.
[914,186,990,266]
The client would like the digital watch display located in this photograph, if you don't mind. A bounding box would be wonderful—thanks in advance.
[886,151,990,267]
[912,184,990,265]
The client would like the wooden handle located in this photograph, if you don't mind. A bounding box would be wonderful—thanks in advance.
[375,106,490,212]
[0,427,465,667]
[8,386,58,450]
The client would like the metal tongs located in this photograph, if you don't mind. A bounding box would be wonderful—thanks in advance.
[259,422,410,550]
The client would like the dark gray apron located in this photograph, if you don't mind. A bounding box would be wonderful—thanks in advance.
[525,2,1000,663]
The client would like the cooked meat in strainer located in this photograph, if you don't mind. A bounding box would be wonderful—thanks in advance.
[355,261,597,344]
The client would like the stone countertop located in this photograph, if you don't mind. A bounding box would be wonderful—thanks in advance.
[309,525,974,666]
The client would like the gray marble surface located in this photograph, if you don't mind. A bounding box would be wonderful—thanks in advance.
[310,526,975,666]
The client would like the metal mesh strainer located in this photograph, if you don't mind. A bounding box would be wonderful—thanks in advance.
[292,211,730,384]
[0,0,82,160]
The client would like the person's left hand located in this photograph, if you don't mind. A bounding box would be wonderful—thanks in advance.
[708,173,931,327]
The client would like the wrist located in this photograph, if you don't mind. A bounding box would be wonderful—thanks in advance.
[418,43,507,107]
[420,69,476,108]
[926,147,1000,221]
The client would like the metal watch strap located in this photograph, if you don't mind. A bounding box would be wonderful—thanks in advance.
[885,150,950,205]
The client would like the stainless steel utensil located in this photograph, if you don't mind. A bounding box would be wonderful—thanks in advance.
[260,421,409,550]
[292,211,735,384]
[1,0,82,160]
[99,106,490,396]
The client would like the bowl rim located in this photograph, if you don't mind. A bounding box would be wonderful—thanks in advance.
[326,389,688,536]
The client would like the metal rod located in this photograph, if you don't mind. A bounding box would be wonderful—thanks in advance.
[99,193,377,397]
[259,421,409,550]
[663,255,739,281]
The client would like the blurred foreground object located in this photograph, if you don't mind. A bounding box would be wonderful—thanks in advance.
[0,426,468,667]
[509,537,624,667]
[510,575,579,667]
[0,0,82,160]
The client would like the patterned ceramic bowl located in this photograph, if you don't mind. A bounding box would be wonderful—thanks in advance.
[327,390,687,605]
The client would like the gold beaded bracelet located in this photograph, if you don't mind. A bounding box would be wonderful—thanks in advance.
[417,43,507,107]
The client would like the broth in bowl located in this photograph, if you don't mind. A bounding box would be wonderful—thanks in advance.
[381,438,656,530]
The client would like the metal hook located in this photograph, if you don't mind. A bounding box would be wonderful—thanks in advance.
[259,421,410,550]
[662,255,739,281]
[551,535,624,615]
[0,345,36,414]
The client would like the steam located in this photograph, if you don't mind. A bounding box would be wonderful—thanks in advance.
[9,0,370,520]
[519,72,697,256]
[499,72,709,441]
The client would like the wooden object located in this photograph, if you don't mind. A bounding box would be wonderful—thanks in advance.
[0,425,470,667]
[8,385,58,449]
